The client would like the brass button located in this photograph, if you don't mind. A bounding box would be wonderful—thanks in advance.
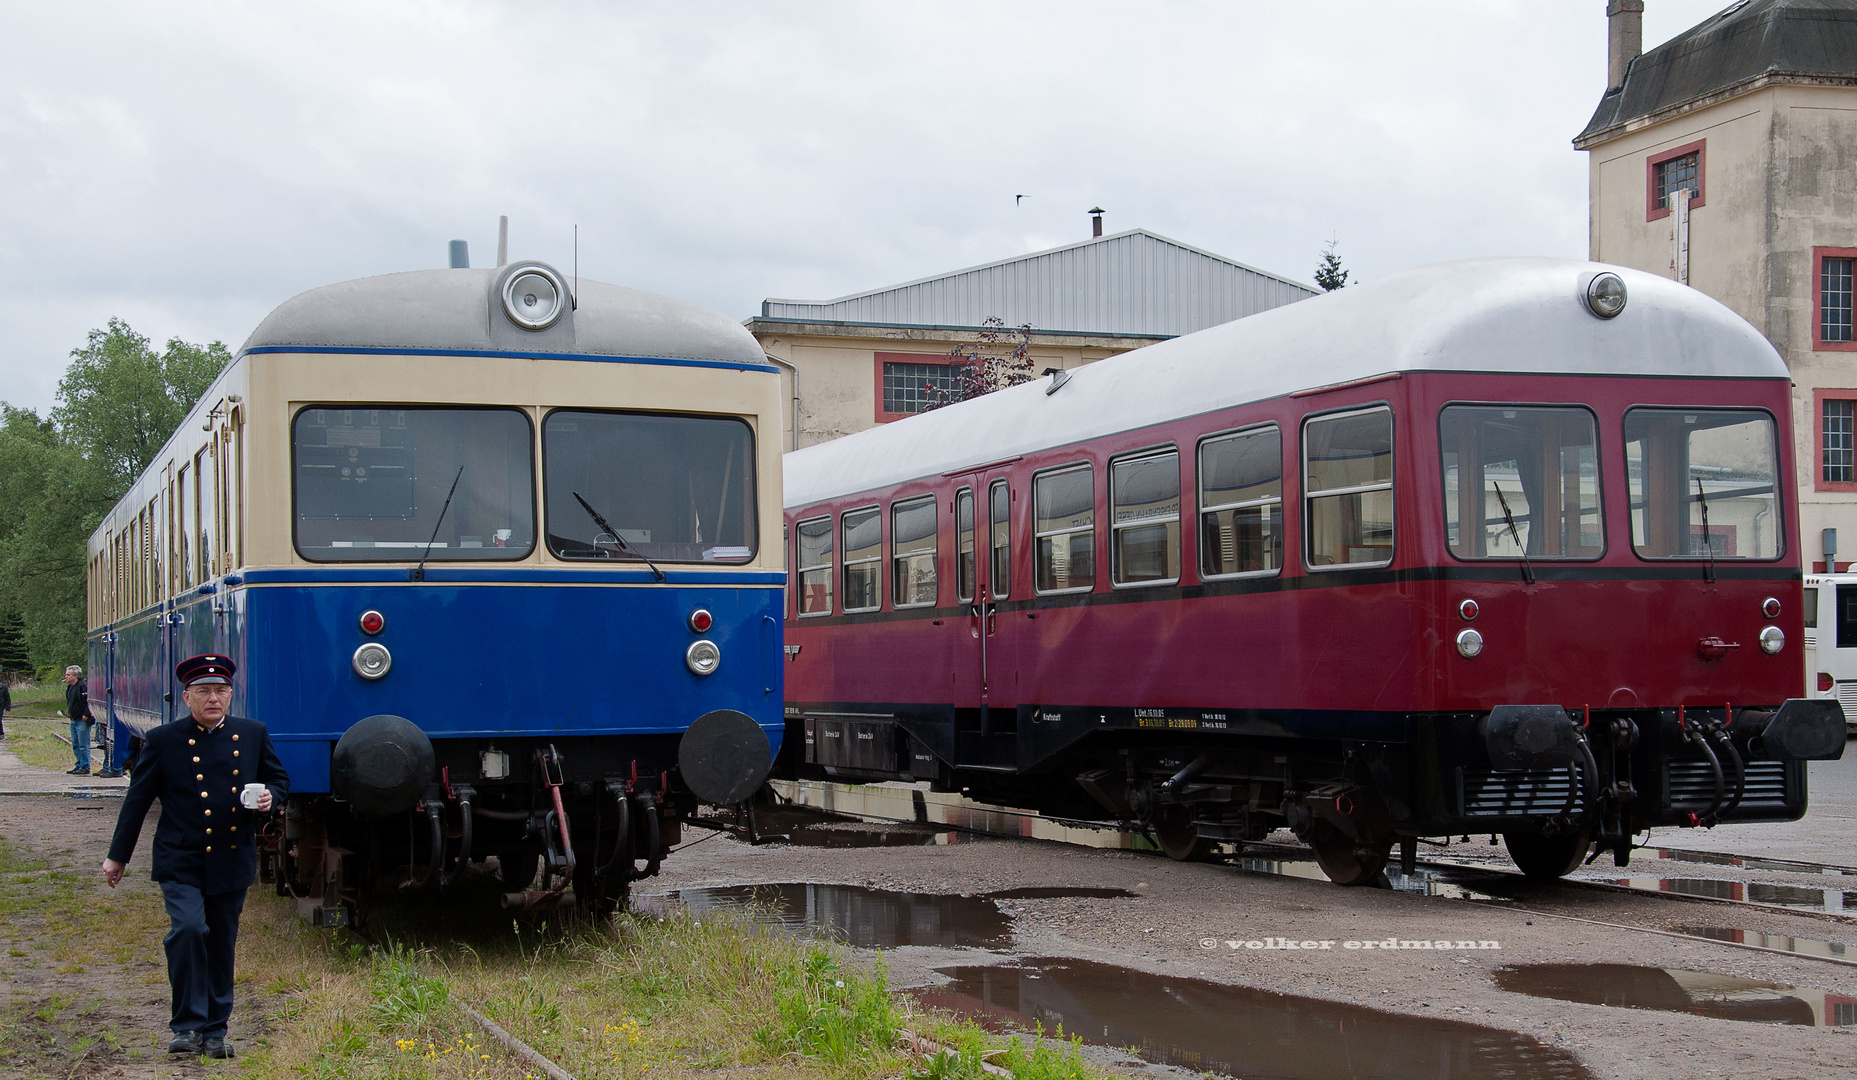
[232,734,239,741]
[204,809,211,816]
[230,787,238,794]
[205,846,211,852]
[193,756,200,763]
[188,739,195,746]
[232,770,239,776]
[205,828,212,835]
[233,751,240,758]
[200,791,208,798]
[195,774,203,781]
[230,825,237,832]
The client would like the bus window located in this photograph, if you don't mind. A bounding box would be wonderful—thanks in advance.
[1035,465,1095,593]
[1441,406,1602,560]
[892,495,937,608]
[841,507,881,612]
[1111,450,1180,586]
[1199,426,1282,577]
[989,480,1011,597]
[296,407,535,562]
[797,516,833,615]
[1625,409,1780,559]
[1304,408,1393,568]
[956,488,975,602]
[1839,585,1857,650]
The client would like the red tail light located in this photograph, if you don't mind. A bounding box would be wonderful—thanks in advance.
[689,609,713,633]
[1819,672,1835,693]
[359,610,385,635]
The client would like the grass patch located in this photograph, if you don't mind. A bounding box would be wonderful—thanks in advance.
[1,719,83,772]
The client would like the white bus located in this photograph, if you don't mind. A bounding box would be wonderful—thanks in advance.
[1804,573,1857,731]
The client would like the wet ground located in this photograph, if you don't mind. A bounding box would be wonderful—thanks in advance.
[651,801,1857,1080]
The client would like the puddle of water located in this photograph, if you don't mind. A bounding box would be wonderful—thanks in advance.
[1673,926,1855,962]
[1608,877,1854,913]
[1494,963,1857,1027]
[918,958,1590,1080]
[668,883,1014,949]
[1649,848,1857,878]
[984,887,1137,901]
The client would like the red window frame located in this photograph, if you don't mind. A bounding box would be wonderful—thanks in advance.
[1813,247,1857,352]
[1814,388,1857,492]
[1645,139,1706,222]
[873,353,962,424]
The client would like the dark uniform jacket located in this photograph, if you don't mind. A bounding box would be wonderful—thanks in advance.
[107,714,288,893]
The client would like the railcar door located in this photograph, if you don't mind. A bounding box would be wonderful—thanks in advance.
[953,475,1019,769]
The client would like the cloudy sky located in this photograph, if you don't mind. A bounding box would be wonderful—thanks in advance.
[1,1,1733,413]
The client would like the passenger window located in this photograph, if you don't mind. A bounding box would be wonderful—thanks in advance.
[1304,408,1393,568]
[1035,466,1095,592]
[1199,427,1282,577]
[1625,409,1780,559]
[1111,451,1180,586]
[989,480,1011,597]
[892,495,938,608]
[956,488,976,602]
[841,507,882,612]
[1440,406,1602,560]
[797,516,833,616]
[1839,584,1857,650]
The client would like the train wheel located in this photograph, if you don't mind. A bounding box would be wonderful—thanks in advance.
[1154,807,1212,862]
[1307,821,1392,886]
[1503,832,1590,881]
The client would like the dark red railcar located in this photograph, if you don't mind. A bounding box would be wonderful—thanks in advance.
[779,258,1846,884]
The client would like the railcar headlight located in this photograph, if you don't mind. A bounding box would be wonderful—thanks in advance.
[501,264,567,330]
[1456,628,1484,659]
[686,639,721,676]
[1759,625,1785,655]
[353,642,392,680]
[1584,272,1627,319]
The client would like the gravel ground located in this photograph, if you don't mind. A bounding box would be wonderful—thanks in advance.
[652,807,1857,1080]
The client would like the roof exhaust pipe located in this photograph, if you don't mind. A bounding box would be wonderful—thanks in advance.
[448,240,470,269]
[1090,207,1105,238]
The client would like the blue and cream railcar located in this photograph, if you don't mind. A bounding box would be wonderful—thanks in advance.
[85,262,785,920]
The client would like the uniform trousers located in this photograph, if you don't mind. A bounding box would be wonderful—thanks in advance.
[158,882,247,1036]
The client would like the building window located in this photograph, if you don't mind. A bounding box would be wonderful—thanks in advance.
[875,354,965,422]
[1645,140,1705,221]
[1816,248,1857,350]
[1826,400,1854,484]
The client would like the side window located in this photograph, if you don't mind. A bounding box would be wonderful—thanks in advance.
[1625,408,1780,559]
[1839,584,1857,650]
[1111,450,1180,586]
[176,463,193,588]
[956,488,976,602]
[1035,465,1095,593]
[1304,407,1394,569]
[989,480,1011,597]
[1440,406,1602,560]
[797,516,833,615]
[1199,426,1283,578]
[842,507,882,612]
[892,495,938,608]
[1805,586,1820,630]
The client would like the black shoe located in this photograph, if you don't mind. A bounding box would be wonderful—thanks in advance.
[66,766,89,775]
[168,1031,204,1054]
[94,769,123,778]
[204,1036,233,1059]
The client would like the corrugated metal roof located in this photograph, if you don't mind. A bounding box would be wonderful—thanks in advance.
[1577,0,1857,145]
[759,229,1318,338]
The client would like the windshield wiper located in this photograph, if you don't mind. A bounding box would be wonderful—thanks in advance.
[1491,482,1535,585]
[573,492,666,582]
[1696,477,1716,584]
[412,466,464,582]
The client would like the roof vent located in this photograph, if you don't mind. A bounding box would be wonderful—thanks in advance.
[448,240,469,269]
[1089,207,1105,238]
[1044,367,1071,395]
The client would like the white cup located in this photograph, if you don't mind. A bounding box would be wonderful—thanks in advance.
[240,783,268,809]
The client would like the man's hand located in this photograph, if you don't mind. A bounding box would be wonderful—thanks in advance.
[100,858,125,888]
[257,789,273,813]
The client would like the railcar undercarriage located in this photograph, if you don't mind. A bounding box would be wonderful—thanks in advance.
[790,700,1846,886]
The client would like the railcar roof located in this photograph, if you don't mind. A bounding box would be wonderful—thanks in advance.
[241,267,768,367]
[785,257,1786,510]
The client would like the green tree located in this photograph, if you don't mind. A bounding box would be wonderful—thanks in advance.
[0,323,229,673]
[1315,237,1349,292]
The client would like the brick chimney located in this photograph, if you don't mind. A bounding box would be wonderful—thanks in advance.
[1608,0,1644,91]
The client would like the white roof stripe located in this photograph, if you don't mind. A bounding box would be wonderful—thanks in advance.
[784,257,1786,510]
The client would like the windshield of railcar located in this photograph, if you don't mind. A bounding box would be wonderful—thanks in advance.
[293,407,535,561]
[544,410,757,563]
[1440,406,1603,560]
[1624,408,1781,559]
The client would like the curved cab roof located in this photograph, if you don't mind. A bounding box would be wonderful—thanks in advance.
[241,266,768,368]
[786,257,1785,510]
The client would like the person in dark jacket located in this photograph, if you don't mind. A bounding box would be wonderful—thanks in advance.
[0,680,11,738]
[100,654,288,1059]
[64,666,95,774]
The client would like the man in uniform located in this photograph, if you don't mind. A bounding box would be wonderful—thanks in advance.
[100,654,288,1059]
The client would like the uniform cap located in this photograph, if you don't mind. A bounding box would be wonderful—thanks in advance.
[176,653,237,687]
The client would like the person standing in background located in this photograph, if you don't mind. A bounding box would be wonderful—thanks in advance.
[0,680,11,738]
[64,665,95,774]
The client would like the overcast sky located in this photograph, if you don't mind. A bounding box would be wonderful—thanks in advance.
[0,1,1733,414]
